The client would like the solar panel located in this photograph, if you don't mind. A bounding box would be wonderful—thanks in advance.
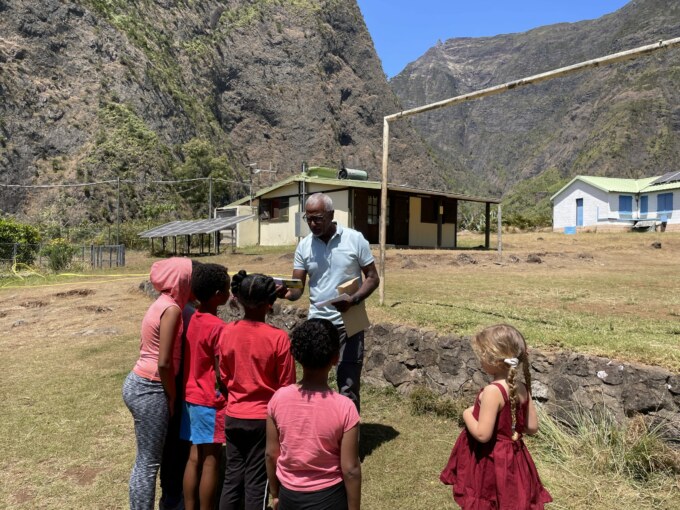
[651,170,680,186]
[138,215,255,238]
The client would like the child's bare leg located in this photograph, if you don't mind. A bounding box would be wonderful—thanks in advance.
[198,444,222,510]
[183,444,203,510]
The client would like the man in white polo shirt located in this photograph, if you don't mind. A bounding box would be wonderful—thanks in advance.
[280,192,379,412]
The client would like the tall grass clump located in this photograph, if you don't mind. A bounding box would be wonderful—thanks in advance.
[533,406,680,483]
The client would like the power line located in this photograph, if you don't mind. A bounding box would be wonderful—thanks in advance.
[0,176,249,189]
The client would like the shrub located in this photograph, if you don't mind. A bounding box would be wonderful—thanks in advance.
[41,238,78,273]
[0,218,41,265]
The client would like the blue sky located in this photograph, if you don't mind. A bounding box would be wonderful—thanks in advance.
[356,0,630,77]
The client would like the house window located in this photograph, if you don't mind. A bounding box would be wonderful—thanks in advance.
[367,195,379,225]
[420,197,455,224]
[420,197,437,223]
[657,193,673,217]
[259,197,289,222]
[618,195,632,219]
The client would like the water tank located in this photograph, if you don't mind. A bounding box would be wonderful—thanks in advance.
[338,168,368,180]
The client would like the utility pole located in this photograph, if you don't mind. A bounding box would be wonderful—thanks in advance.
[208,175,213,218]
[116,177,120,246]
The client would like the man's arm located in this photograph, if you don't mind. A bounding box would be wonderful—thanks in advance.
[334,261,379,313]
[279,268,307,301]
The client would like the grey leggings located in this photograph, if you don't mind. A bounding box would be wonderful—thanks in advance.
[123,371,169,510]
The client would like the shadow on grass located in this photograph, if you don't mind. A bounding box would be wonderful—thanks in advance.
[360,422,399,461]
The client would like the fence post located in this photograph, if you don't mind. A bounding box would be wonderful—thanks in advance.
[12,243,17,267]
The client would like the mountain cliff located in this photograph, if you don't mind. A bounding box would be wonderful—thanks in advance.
[390,0,680,224]
[0,0,443,226]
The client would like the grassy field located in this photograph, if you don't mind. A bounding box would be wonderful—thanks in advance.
[0,231,678,508]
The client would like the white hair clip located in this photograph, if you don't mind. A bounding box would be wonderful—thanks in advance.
[504,358,519,368]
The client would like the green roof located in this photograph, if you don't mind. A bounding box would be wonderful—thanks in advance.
[550,175,680,200]
[225,172,500,208]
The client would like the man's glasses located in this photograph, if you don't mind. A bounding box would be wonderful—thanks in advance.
[303,214,326,224]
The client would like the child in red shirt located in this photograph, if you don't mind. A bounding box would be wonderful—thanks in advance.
[218,271,296,510]
[179,263,230,510]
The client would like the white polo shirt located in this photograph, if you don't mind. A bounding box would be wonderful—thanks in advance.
[294,223,374,326]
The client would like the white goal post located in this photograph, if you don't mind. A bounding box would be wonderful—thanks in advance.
[378,36,680,305]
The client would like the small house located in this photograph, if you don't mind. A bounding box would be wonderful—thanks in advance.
[216,166,500,248]
[551,172,680,232]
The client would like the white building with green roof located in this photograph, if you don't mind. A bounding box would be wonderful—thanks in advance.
[550,172,680,232]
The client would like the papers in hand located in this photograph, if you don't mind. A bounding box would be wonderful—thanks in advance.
[337,277,369,337]
[316,293,352,308]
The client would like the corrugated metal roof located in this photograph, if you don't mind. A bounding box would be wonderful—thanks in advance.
[551,175,680,200]
[579,176,659,193]
[138,215,255,238]
[224,174,499,207]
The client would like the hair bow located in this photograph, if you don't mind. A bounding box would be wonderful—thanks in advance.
[503,358,519,368]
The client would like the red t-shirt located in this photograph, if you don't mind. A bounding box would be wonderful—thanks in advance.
[183,311,227,408]
[268,385,360,491]
[218,320,296,419]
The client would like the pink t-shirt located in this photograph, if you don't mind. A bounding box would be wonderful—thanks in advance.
[133,258,192,382]
[268,384,360,492]
[133,294,183,381]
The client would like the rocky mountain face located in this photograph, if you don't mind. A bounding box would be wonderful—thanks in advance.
[390,0,680,224]
[0,0,443,227]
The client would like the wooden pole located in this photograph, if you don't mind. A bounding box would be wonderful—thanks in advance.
[497,204,502,263]
[384,37,680,123]
[378,118,389,306]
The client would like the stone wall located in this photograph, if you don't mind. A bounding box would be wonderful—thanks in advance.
[139,281,679,440]
[264,305,679,440]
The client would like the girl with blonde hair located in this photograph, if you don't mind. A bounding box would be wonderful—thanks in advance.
[440,324,552,509]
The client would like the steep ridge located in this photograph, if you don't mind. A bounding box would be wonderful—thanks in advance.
[0,0,443,225]
[390,0,680,222]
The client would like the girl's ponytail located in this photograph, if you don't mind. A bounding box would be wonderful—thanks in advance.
[507,365,520,441]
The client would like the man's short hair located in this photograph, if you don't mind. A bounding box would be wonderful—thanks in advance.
[306,193,333,212]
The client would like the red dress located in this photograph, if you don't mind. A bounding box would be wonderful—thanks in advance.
[440,383,552,509]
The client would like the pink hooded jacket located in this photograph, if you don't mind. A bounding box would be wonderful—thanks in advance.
[133,257,193,382]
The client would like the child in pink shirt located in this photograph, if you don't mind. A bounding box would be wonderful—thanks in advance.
[266,319,361,510]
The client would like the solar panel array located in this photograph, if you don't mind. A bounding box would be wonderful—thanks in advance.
[138,215,255,238]
[651,170,680,186]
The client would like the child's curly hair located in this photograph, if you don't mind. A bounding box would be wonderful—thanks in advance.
[290,319,340,369]
[190,263,229,303]
[230,270,277,309]
[472,324,532,440]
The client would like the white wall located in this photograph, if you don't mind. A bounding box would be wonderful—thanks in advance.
[553,181,610,229]
[259,183,299,246]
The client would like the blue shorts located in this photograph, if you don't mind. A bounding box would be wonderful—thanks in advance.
[180,402,226,444]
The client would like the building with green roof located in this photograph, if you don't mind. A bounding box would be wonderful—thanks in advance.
[217,166,500,248]
[550,173,680,232]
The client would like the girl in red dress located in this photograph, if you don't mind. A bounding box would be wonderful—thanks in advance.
[440,324,552,509]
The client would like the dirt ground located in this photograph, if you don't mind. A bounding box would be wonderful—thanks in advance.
[1,230,679,350]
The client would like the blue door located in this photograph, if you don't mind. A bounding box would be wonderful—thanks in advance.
[619,195,632,219]
[576,198,583,226]
[640,196,648,218]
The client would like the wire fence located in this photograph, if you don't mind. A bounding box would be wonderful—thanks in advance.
[0,243,125,273]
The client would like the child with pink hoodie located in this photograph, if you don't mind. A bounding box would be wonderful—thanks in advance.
[123,257,196,510]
